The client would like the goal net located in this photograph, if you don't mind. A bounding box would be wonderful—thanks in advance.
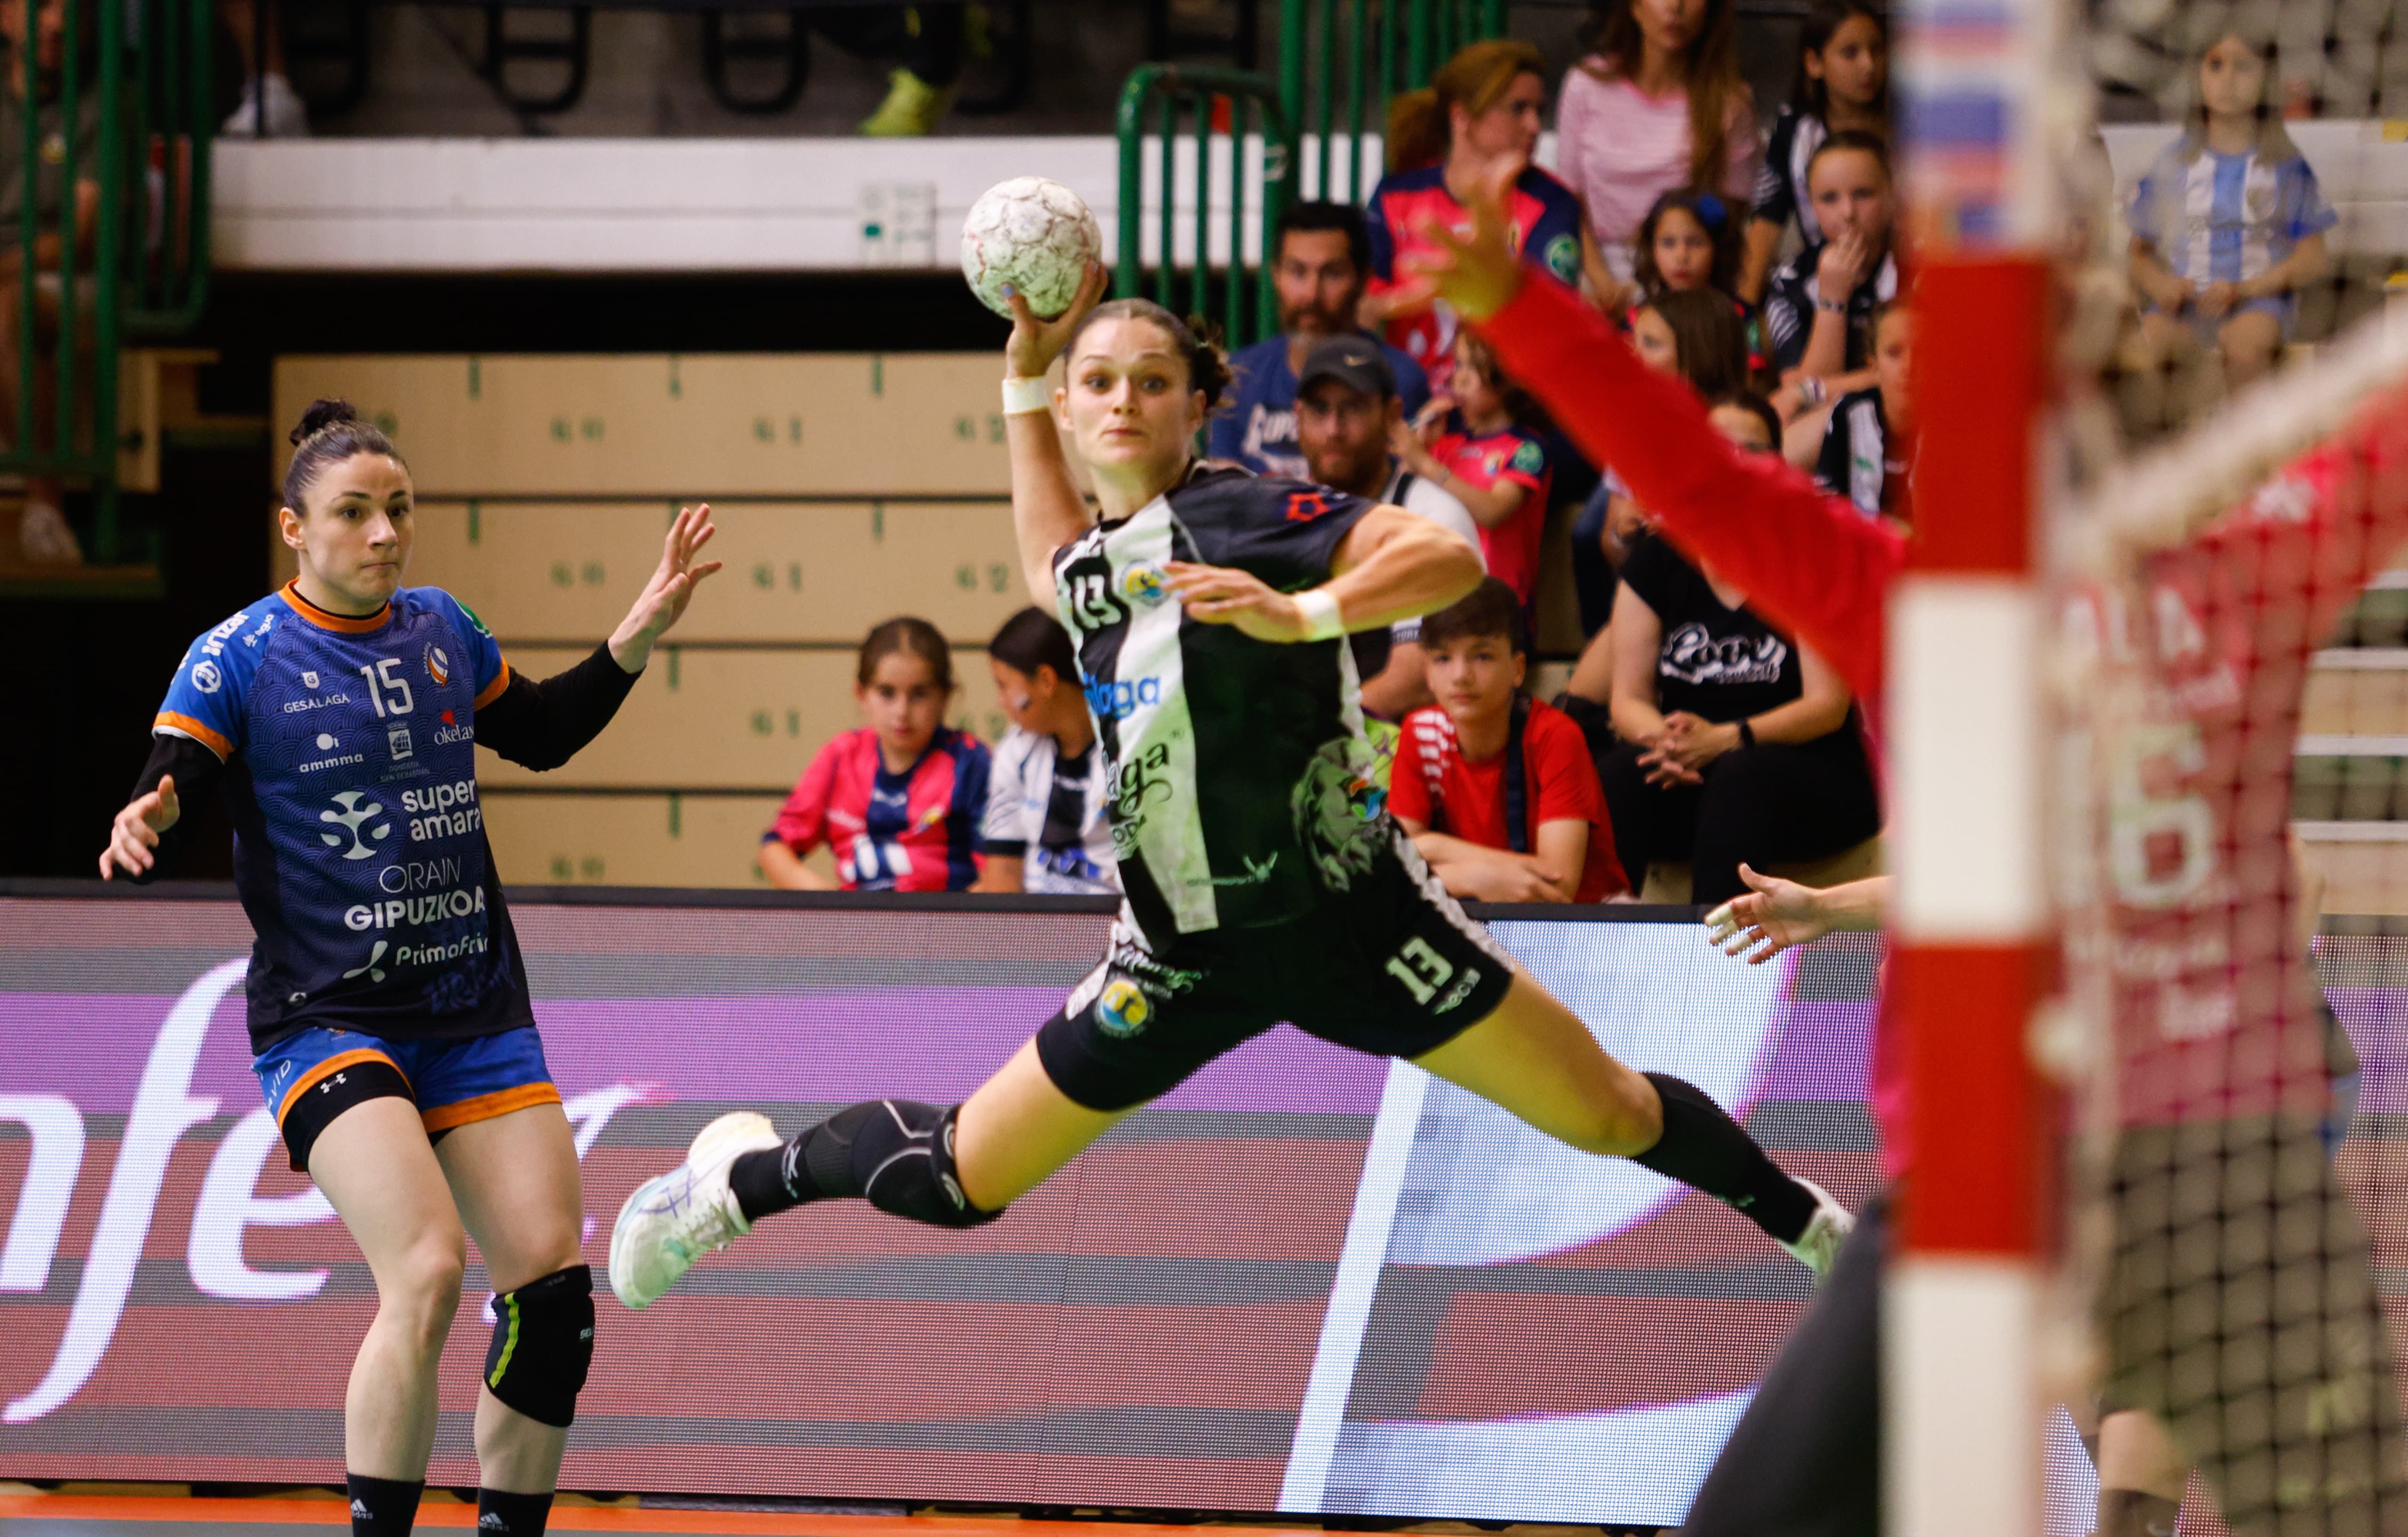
[2031,0,2408,1530]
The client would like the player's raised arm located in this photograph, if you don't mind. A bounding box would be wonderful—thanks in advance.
[472,503,721,772]
[1400,164,1902,705]
[1002,260,1110,606]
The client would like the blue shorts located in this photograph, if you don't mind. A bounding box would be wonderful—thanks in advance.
[254,1025,560,1173]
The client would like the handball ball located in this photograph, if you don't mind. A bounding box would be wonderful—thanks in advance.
[960,176,1102,321]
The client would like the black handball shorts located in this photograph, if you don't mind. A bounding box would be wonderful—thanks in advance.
[1036,830,1518,1111]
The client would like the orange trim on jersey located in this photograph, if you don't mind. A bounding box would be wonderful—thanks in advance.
[275,1048,411,1127]
[473,655,514,710]
[420,1080,560,1133]
[278,580,392,634]
[153,711,232,760]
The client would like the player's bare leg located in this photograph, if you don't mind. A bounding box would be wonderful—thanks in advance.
[309,1100,467,1512]
[1412,971,1850,1269]
[437,1103,586,1503]
[951,1040,1134,1210]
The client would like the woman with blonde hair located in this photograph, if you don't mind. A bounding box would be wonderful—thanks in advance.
[1556,0,1761,313]
[1361,38,1584,394]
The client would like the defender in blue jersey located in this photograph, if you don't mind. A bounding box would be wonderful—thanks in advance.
[101,401,720,1537]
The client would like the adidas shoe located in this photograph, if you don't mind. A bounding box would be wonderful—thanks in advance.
[608,1111,781,1309]
[1779,1177,1854,1279]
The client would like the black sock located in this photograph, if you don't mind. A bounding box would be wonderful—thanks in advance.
[477,1489,555,1537]
[347,1474,424,1537]
[1629,1072,1818,1243]
[730,1141,806,1223]
[2099,1490,2181,1537]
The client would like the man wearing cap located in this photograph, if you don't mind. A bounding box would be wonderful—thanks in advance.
[1209,201,1431,478]
[1293,335,1481,719]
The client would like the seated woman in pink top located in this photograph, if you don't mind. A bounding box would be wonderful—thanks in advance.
[1555,0,1761,314]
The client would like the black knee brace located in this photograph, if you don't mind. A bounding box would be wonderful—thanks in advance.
[802,1100,1000,1230]
[484,1264,594,1428]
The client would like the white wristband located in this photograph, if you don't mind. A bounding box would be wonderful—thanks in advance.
[1294,587,1344,641]
[1001,375,1053,415]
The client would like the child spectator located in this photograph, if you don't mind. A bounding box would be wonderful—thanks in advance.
[1631,189,1766,378]
[1573,395,1880,904]
[1555,0,1760,313]
[1391,331,1555,611]
[760,617,989,891]
[1762,132,1899,424]
[975,607,1116,895]
[1210,201,1432,477]
[1363,39,1584,394]
[1390,577,1626,904]
[2127,18,2333,393]
[1741,0,1889,304]
[1814,302,1913,520]
[1572,288,1751,632]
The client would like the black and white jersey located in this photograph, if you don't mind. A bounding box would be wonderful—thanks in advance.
[1051,465,1382,942]
[1763,248,1899,374]
[982,725,1117,894]
[1814,386,1903,520]
[1752,105,1830,249]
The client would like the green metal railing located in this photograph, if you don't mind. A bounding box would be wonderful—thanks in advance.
[1110,0,1506,351]
[1114,64,1297,348]
[1278,0,1507,204]
[6,0,212,563]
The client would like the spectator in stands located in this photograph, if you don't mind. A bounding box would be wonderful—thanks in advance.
[1391,577,1627,903]
[1554,0,1760,315]
[816,4,967,136]
[1571,288,1751,632]
[218,0,309,138]
[1210,202,1432,477]
[1290,336,1481,719]
[1580,400,1880,906]
[1,0,96,565]
[1762,132,1898,437]
[1362,39,1584,394]
[975,607,1115,895]
[1391,330,1555,614]
[1740,0,1888,304]
[2127,18,2334,393]
[1814,302,1912,520]
[760,617,989,891]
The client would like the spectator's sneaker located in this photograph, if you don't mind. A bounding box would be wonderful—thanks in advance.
[18,502,81,567]
[859,68,952,137]
[1778,1177,1854,1278]
[220,73,312,139]
[608,1111,782,1309]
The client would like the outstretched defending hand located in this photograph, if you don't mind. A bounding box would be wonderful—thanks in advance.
[610,503,723,673]
[1393,159,1527,325]
[1004,259,1111,385]
[1702,863,1832,964]
[100,774,181,881]
[1164,560,1323,642]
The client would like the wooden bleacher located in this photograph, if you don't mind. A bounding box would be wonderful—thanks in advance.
[273,353,1027,888]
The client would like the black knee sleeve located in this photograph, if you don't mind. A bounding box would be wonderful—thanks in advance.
[484,1264,594,1428]
[804,1100,1001,1230]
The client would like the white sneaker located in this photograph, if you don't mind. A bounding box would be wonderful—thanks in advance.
[1779,1177,1854,1278]
[220,73,312,138]
[18,502,81,566]
[608,1110,782,1310]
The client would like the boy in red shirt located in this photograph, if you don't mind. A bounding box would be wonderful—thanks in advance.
[1389,576,1627,903]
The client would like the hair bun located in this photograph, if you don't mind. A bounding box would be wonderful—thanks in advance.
[291,397,361,447]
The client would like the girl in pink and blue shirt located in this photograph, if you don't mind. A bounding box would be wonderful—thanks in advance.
[760,617,990,892]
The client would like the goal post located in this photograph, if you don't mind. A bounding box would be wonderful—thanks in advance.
[1889,0,2062,1529]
